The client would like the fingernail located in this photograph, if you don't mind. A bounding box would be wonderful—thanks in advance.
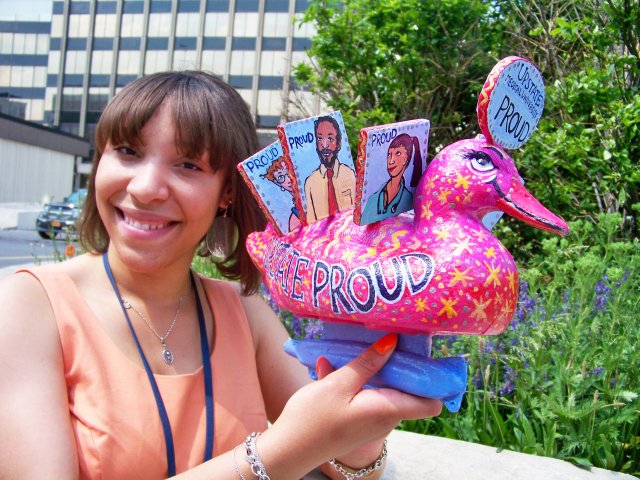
[373,334,397,355]
[316,355,327,373]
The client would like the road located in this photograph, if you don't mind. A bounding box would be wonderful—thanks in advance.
[0,229,79,274]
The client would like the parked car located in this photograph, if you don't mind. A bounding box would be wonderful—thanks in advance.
[35,202,81,239]
[64,188,87,207]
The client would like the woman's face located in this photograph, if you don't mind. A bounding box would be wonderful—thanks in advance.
[387,145,409,178]
[273,162,292,193]
[95,101,228,274]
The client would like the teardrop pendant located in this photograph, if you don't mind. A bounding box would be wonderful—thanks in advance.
[162,341,174,365]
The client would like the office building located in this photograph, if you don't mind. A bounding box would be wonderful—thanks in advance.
[0,0,320,188]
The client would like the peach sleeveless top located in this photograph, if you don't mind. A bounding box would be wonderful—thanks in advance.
[22,268,268,479]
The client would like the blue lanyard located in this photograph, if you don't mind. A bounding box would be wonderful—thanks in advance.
[103,252,214,476]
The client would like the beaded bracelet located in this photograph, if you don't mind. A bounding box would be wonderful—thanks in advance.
[330,440,388,480]
[243,432,271,480]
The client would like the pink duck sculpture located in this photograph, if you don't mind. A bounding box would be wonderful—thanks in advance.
[244,57,569,412]
[246,135,569,411]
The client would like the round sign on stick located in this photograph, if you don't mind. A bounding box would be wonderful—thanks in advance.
[477,56,545,149]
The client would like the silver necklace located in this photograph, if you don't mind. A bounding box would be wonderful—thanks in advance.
[121,293,185,365]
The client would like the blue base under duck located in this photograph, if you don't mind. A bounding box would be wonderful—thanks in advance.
[284,323,468,413]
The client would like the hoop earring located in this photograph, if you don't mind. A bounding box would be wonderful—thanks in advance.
[205,204,238,261]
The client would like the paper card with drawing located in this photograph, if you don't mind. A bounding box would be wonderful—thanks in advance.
[278,111,356,225]
[238,141,301,236]
[354,119,430,226]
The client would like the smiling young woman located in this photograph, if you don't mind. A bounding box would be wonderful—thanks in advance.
[0,71,441,480]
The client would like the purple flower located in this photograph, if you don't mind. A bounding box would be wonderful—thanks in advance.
[594,275,612,312]
[304,320,324,339]
[499,365,517,396]
[589,366,605,377]
[291,316,302,337]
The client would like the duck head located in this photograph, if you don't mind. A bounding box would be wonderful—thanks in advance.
[415,136,570,237]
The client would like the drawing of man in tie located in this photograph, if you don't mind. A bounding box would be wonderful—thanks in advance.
[303,116,356,222]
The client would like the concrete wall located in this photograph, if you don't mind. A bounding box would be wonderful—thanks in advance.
[0,137,75,203]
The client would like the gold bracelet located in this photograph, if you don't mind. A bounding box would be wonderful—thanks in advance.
[329,440,387,480]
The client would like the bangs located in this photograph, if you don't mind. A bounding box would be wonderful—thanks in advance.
[95,72,241,173]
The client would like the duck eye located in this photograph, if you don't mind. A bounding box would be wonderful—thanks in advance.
[465,150,496,172]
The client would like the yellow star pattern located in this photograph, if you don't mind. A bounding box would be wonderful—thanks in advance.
[507,269,517,294]
[455,172,470,190]
[483,262,502,287]
[437,189,451,205]
[420,200,433,221]
[342,249,356,263]
[470,297,492,321]
[484,247,496,259]
[425,177,436,191]
[451,237,475,256]
[416,298,428,312]
[500,299,514,318]
[438,297,459,318]
[472,229,487,242]
[449,266,473,287]
[434,225,452,241]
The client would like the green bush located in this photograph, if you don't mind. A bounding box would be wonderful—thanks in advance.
[402,214,640,475]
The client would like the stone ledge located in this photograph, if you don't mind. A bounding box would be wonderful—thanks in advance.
[305,429,634,479]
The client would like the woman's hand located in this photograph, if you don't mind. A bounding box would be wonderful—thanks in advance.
[257,333,442,479]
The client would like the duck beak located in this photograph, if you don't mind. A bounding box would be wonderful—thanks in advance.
[493,177,570,236]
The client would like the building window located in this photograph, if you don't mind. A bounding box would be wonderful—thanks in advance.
[36,34,49,55]
[204,12,229,36]
[117,51,141,75]
[229,50,255,75]
[121,14,144,37]
[61,86,83,111]
[0,34,13,54]
[47,51,61,74]
[65,51,87,74]
[27,98,45,122]
[176,13,200,36]
[233,13,258,36]
[51,15,64,37]
[95,14,118,37]
[260,51,286,76]
[263,13,291,37]
[173,50,198,70]
[87,87,110,111]
[201,50,226,75]
[148,13,172,37]
[145,50,169,74]
[91,50,113,74]
[68,14,91,38]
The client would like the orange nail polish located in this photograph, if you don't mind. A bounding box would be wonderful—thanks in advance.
[316,355,325,373]
[373,334,397,355]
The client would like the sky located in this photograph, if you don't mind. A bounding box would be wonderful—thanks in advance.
[0,0,53,21]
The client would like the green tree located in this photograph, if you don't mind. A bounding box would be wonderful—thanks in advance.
[293,0,640,243]
[497,0,640,239]
[292,0,500,154]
